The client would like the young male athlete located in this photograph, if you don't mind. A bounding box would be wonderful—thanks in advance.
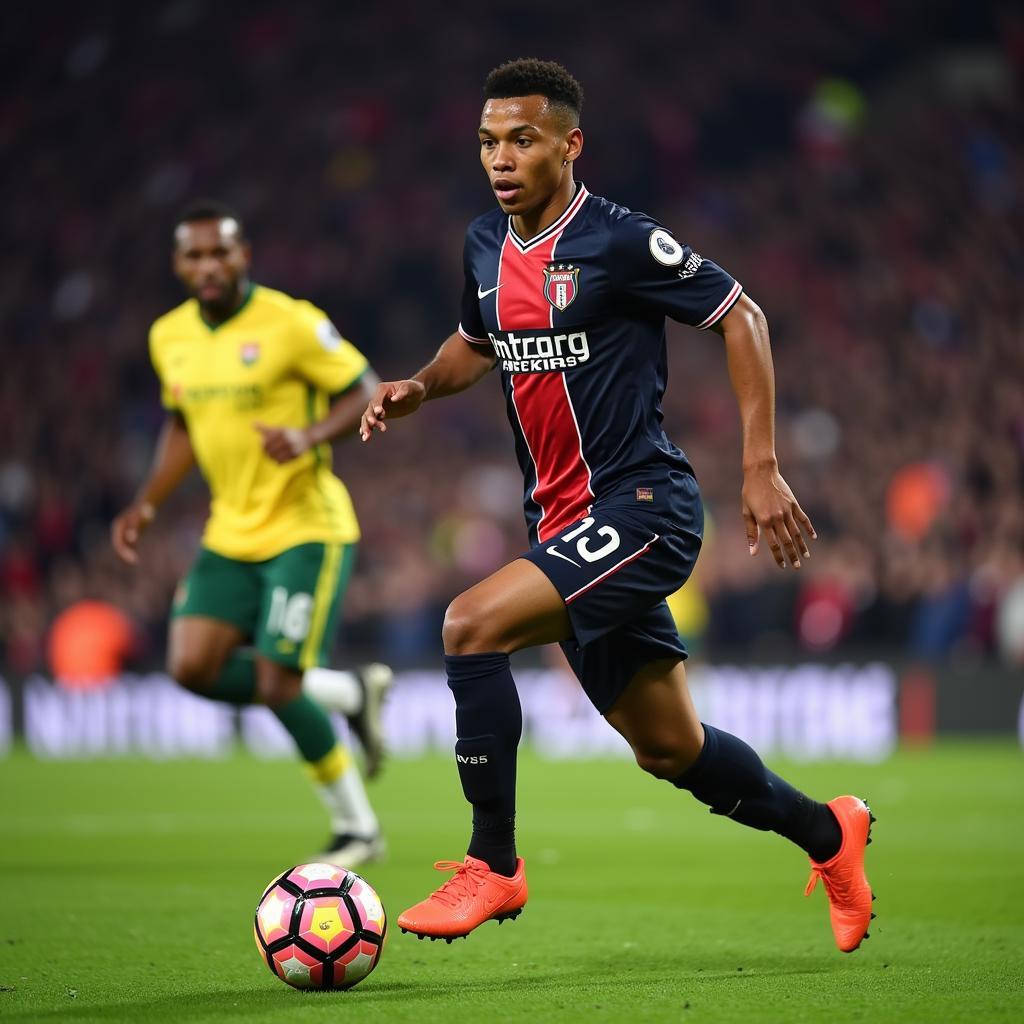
[112,200,391,867]
[361,60,875,951]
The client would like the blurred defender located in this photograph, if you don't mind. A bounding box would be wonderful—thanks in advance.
[361,60,875,951]
[112,201,391,866]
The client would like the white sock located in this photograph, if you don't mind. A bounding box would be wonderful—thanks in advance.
[303,667,363,715]
[315,764,379,837]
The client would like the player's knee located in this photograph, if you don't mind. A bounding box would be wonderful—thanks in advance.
[255,671,300,709]
[633,741,697,780]
[442,595,494,655]
[167,653,218,693]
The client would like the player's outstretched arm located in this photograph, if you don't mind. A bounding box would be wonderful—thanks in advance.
[360,331,495,441]
[714,293,816,569]
[111,412,195,565]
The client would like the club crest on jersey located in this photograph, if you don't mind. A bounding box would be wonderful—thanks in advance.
[239,341,260,366]
[543,263,580,311]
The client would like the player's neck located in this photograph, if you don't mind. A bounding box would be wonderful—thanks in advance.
[199,279,252,328]
[512,176,578,242]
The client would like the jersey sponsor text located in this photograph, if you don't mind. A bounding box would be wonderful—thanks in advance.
[488,329,591,373]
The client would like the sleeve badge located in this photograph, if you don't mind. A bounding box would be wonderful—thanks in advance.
[648,228,684,267]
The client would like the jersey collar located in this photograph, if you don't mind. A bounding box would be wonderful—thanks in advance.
[507,183,589,253]
[197,281,256,331]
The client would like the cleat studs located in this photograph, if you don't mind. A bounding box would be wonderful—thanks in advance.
[445,938,453,944]
[872,894,877,901]
[866,837,872,845]
[871,912,877,920]
[864,932,870,939]
[400,928,407,934]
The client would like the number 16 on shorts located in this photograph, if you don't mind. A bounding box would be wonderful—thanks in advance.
[266,586,313,642]
[258,541,353,669]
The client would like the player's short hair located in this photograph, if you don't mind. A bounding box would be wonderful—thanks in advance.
[483,59,583,124]
[175,199,245,239]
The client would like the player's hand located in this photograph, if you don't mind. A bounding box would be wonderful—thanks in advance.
[360,380,426,441]
[255,423,312,463]
[111,502,156,566]
[741,464,816,569]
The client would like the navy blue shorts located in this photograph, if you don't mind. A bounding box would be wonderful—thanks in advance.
[520,499,702,714]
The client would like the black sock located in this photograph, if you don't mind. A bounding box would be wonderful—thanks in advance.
[671,723,842,862]
[445,652,522,877]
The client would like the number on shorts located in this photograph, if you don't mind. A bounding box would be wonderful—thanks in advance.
[559,517,621,563]
[267,587,314,641]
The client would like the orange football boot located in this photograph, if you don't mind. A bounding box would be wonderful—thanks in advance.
[804,795,876,952]
[397,856,528,942]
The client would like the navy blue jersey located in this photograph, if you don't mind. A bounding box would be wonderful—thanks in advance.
[459,185,742,545]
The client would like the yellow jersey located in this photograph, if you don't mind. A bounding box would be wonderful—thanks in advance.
[149,284,367,560]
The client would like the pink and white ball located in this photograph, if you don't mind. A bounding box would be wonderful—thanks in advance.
[254,862,386,991]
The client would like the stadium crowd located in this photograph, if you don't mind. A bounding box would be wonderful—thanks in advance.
[2,2,1022,674]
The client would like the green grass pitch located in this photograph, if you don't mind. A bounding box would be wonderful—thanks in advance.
[2,743,1022,1022]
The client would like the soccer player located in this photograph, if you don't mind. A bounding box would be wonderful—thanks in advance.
[112,200,391,867]
[360,60,874,951]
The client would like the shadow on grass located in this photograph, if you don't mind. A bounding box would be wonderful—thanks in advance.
[3,982,485,1023]
[8,951,838,1021]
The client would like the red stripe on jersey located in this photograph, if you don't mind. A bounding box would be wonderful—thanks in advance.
[500,228,593,541]
[696,280,743,329]
[512,372,593,540]
[496,232,555,330]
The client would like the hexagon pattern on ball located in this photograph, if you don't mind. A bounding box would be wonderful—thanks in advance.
[254,863,386,991]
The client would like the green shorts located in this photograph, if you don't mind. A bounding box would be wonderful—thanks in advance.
[172,543,356,670]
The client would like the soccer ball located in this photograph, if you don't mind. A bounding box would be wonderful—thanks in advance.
[254,862,386,990]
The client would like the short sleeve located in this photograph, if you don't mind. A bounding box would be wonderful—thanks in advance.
[609,214,743,329]
[291,300,369,395]
[148,324,179,411]
[457,237,491,347]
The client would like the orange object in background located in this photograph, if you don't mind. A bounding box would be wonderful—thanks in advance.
[46,600,136,689]
[885,461,951,541]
